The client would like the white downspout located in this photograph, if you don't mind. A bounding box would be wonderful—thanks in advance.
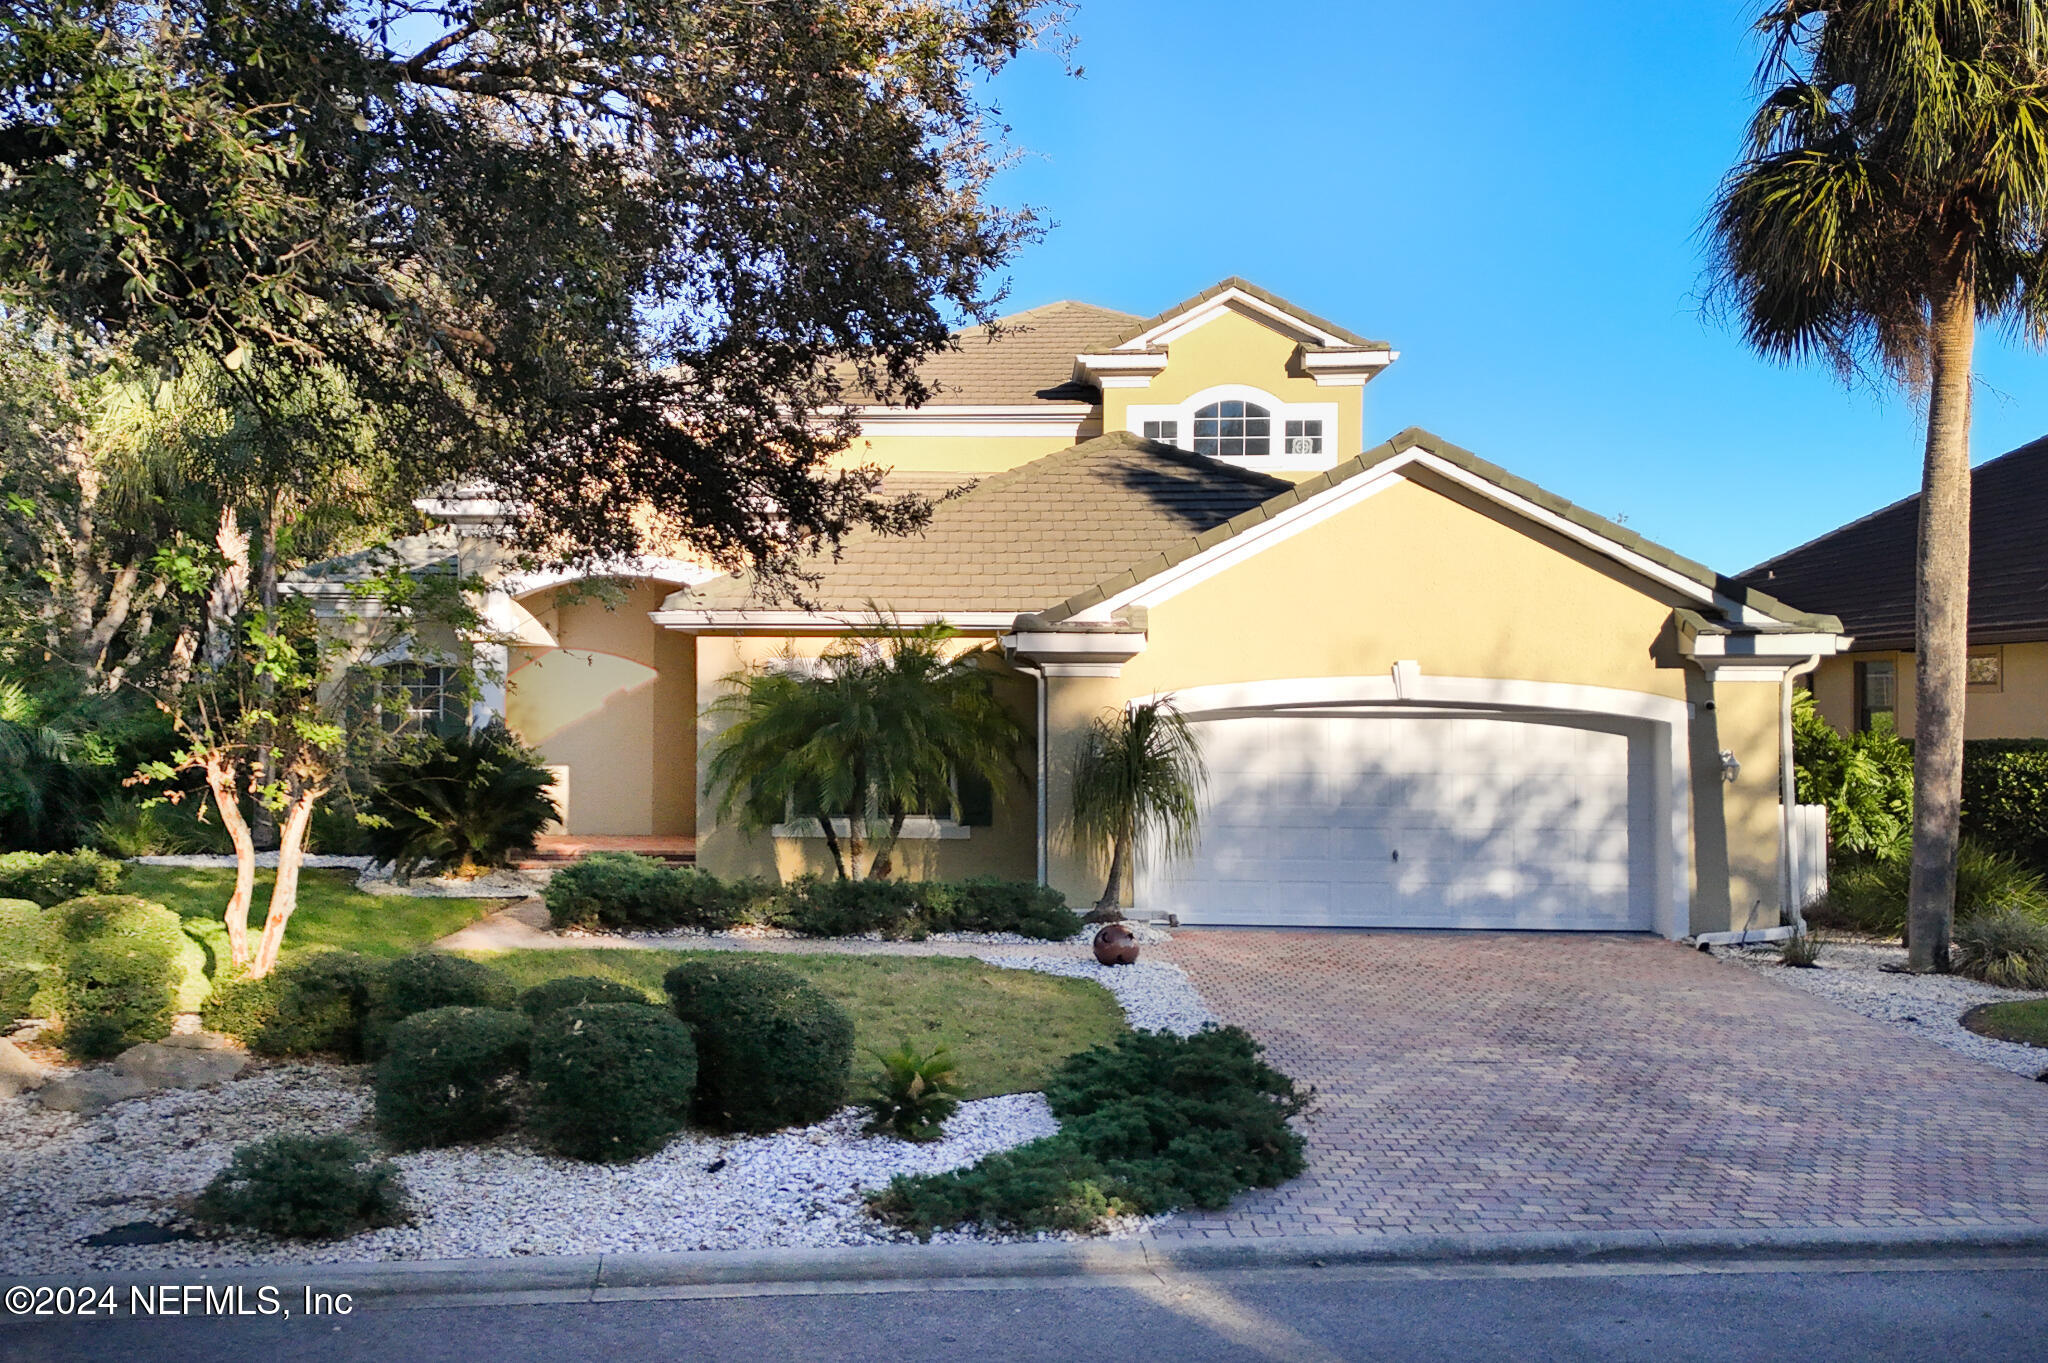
[1780,653,1825,935]
[1010,661,1050,886]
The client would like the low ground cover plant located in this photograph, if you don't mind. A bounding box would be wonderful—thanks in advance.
[864,1042,964,1142]
[544,858,1081,941]
[528,1003,698,1160]
[195,1134,409,1240]
[870,1026,1307,1238]
[1961,997,2048,1048]
[663,959,855,1132]
[47,894,206,1058]
[374,1005,532,1147]
[0,850,122,906]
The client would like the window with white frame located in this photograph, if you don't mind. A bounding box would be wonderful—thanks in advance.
[385,663,461,732]
[1284,418,1323,457]
[1142,419,1179,447]
[1192,400,1270,457]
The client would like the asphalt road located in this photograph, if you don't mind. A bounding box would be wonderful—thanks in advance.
[6,1257,2045,1363]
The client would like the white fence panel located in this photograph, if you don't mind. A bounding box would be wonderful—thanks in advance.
[1789,804,1829,911]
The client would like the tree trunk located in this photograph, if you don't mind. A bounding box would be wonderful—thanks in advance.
[870,812,907,881]
[1906,260,1976,973]
[1084,832,1130,923]
[250,784,322,978]
[817,816,849,881]
[251,494,282,852]
[203,753,257,968]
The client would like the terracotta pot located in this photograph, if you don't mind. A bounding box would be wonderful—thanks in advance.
[1092,923,1140,966]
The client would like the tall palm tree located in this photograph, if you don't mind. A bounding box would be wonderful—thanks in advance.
[1069,698,1206,922]
[1710,1,2048,971]
[705,620,1023,881]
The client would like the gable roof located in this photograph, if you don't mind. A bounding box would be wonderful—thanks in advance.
[1738,434,2048,648]
[664,431,1294,617]
[1101,276,1392,352]
[1037,428,1838,632]
[837,300,1141,407]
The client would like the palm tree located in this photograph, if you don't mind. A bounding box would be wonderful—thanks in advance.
[1069,698,1206,922]
[1709,1,2048,971]
[705,620,1023,881]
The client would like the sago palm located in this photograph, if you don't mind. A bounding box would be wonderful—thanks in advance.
[1710,0,2048,970]
[1069,698,1206,921]
[705,621,1023,881]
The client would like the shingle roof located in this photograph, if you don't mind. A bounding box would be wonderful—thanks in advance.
[1036,427,1838,631]
[1738,434,2048,647]
[670,431,1294,615]
[281,529,459,587]
[837,300,1140,406]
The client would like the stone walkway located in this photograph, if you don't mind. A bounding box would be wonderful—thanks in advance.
[1146,930,2048,1241]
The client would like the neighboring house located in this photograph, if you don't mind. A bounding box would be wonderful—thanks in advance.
[1739,435,2048,741]
[290,278,1845,939]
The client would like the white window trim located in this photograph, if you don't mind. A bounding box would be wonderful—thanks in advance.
[1126,384,1341,471]
[772,816,972,841]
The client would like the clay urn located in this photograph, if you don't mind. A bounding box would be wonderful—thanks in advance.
[1092,923,1140,966]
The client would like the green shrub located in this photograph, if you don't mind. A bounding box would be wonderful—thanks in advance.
[662,959,854,1132]
[776,875,923,939]
[0,898,54,1019]
[1792,695,1914,864]
[871,1027,1307,1239]
[516,974,653,1018]
[361,952,514,1057]
[919,878,1081,940]
[542,852,770,932]
[47,894,202,1059]
[528,1003,698,1160]
[1953,911,2048,989]
[1808,841,2048,937]
[1778,933,1823,967]
[90,795,229,858]
[864,1042,965,1142]
[1962,740,2048,873]
[195,1134,408,1240]
[362,722,558,880]
[0,850,122,907]
[374,1006,532,1147]
[205,952,381,1058]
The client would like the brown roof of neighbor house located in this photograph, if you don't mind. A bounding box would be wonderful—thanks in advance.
[1738,434,2048,648]
[836,300,1141,406]
[669,431,1295,615]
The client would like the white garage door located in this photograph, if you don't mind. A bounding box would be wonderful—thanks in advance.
[1149,711,1653,931]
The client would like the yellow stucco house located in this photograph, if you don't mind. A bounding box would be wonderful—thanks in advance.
[1739,434,2048,742]
[294,279,1847,940]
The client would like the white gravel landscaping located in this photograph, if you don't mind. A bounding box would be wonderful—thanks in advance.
[1714,939,2048,1078]
[0,946,1210,1274]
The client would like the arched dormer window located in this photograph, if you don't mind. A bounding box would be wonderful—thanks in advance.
[1193,400,1271,458]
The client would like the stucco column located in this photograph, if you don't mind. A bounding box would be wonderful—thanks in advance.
[470,587,516,728]
[1041,673,1129,909]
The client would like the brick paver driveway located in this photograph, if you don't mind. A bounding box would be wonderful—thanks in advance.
[1148,931,2048,1240]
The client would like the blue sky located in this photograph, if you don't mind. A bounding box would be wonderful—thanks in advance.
[976,2,2042,573]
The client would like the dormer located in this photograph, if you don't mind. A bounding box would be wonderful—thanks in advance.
[1074,278,1397,473]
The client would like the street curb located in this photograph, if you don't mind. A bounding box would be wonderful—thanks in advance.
[8,1224,2048,1313]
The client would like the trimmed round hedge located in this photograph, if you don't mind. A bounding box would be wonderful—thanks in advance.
[528,1003,698,1161]
[662,959,853,1132]
[516,975,651,1019]
[195,1133,408,1240]
[0,898,53,1020]
[47,894,204,1059]
[374,1006,532,1148]
[204,951,381,1059]
[362,952,515,1057]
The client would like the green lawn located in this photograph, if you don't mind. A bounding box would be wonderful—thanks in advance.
[1962,998,2048,1049]
[463,947,1128,1099]
[121,865,506,980]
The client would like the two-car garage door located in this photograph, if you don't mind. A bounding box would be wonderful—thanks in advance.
[1149,710,1655,931]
